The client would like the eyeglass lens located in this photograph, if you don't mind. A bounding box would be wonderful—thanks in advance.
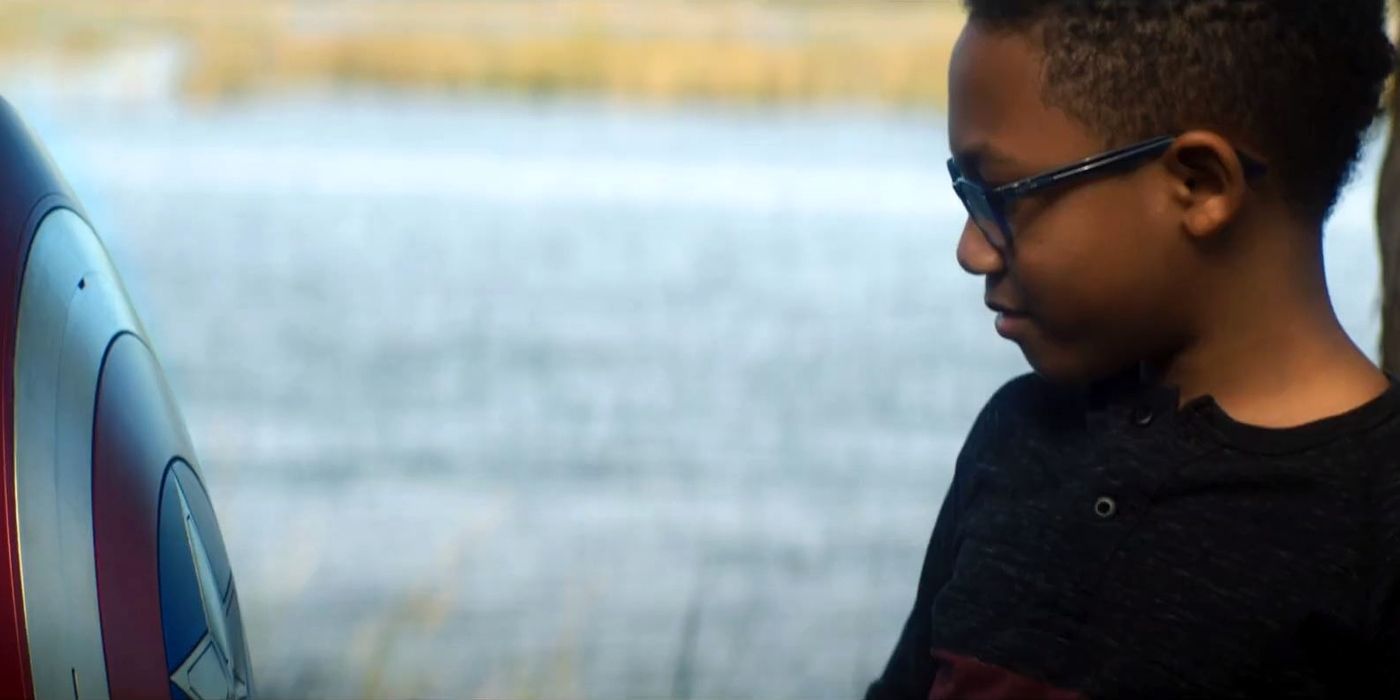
[953,182,1008,251]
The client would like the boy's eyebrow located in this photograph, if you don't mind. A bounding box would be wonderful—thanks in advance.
[950,143,1025,174]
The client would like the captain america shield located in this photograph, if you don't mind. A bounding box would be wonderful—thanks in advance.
[0,98,255,699]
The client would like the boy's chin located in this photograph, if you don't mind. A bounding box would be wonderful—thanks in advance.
[1020,344,1135,387]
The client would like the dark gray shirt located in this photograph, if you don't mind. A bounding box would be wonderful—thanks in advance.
[865,370,1400,700]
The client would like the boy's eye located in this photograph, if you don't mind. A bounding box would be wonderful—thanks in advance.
[979,172,1017,189]
[976,164,1026,189]
[963,169,1005,189]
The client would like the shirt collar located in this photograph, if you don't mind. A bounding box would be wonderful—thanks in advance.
[1083,366,1400,455]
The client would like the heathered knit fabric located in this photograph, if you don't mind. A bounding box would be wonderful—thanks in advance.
[865,369,1400,700]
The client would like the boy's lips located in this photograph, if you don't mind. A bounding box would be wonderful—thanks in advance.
[986,299,1031,338]
[994,312,1031,338]
[985,299,1027,316]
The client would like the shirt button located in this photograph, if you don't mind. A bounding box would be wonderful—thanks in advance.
[1094,496,1118,519]
[1131,405,1155,427]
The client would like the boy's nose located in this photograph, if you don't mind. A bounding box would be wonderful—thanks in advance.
[956,218,1005,276]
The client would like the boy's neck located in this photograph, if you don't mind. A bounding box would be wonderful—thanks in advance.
[1144,223,1390,428]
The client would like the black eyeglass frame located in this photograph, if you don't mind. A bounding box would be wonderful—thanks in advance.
[946,134,1268,253]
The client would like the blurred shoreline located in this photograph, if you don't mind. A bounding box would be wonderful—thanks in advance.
[0,0,966,108]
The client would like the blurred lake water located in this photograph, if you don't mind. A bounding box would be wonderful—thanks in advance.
[6,90,1387,698]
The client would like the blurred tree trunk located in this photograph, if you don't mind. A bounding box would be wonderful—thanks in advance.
[1379,12,1400,371]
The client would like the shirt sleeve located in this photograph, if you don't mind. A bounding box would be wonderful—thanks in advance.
[1362,470,1400,698]
[862,377,1014,700]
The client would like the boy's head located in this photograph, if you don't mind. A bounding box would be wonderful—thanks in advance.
[948,0,1395,384]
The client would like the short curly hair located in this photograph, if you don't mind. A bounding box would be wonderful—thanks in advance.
[963,0,1396,224]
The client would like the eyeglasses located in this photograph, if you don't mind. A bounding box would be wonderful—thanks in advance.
[946,135,1268,254]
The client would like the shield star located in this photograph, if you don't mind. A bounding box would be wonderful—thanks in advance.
[168,475,250,700]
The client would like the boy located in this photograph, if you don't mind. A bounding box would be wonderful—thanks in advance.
[865,2,1400,699]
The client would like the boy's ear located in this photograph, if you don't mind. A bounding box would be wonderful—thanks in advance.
[1162,130,1249,240]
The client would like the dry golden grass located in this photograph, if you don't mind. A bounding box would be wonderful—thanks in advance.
[0,0,967,107]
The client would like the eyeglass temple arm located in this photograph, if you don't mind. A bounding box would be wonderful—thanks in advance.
[998,138,1266,198]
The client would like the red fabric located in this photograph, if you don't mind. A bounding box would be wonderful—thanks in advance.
[929,649,1089,700]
